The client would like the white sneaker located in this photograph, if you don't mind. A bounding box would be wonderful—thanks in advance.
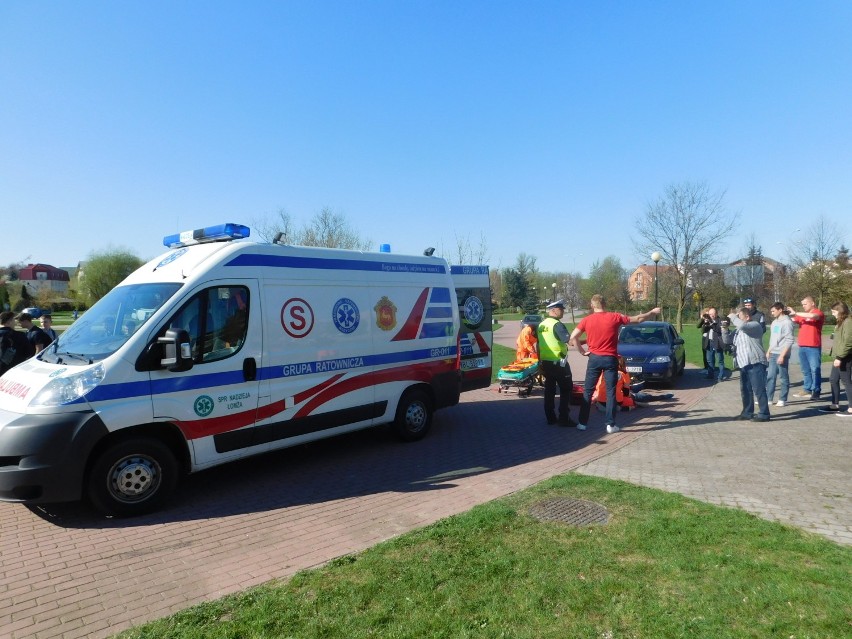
[576,423,587,431]
[606,424,620,434]
[775,400,786,407]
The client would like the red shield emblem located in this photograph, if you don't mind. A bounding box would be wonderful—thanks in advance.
[374,296,398,331]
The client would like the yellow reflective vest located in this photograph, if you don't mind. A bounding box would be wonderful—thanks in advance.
[537,317,566,361]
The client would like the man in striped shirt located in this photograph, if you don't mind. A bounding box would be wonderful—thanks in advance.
[732,306,770,422]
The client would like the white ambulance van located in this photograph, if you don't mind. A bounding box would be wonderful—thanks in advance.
[0,224,492,516]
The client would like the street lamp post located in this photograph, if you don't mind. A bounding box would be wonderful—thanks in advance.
[651,252,662,308]
[552,282,557,303]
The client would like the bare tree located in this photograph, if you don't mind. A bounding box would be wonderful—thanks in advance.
[298,207,373,251]
[633,181,738,330]
[435,231,489,266]
[252,208,295,243]
[788,216,846,308]
[253,207,372,251]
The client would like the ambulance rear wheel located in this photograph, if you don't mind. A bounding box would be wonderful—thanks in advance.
[87,438,179,517]
[394,389,433,441]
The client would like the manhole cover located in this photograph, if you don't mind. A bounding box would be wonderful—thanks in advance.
[528,497,609,526]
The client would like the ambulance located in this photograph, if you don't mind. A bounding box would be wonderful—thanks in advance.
[0,224,492,516]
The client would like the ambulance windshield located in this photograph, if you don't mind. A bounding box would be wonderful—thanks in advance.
[40,283,182,365]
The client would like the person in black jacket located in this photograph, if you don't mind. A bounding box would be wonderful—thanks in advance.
[0,311,33,376]
[697,307,710,371]
[699,307,726,381]
[16,312,52,355]
[742,297,766,334]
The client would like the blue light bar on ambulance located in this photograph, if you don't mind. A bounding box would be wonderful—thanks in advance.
[163,223,251,248]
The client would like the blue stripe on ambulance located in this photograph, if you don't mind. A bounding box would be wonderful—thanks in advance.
[81,345,459,402]
[224,254,447,274]
[418,287,453,338]
[429,287,452,303]
[425,307,453,318]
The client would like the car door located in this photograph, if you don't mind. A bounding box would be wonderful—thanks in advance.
[150,281,264,467]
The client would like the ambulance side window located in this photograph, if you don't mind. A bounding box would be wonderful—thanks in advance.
[167,286,249,363]
[204,286,249,362]
[169,298,204,360]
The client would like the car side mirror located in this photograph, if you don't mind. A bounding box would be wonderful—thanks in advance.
[158,328,193,372]
[674,337,684,345]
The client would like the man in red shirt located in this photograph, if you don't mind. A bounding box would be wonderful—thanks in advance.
[569,295,660,433]
[787,296,825,400]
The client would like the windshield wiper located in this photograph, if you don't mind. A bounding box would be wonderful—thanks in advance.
[55,352,95,365]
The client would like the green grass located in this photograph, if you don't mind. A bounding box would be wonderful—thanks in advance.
[678,325,706,369]
[491,343,516,382]
[116,474,852,639]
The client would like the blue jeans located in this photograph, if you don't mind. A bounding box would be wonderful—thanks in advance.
[580,354,619,426]
[798,346,822,396]
[740,362,769,418]
[706,347,724,380]
[765,353,789,403]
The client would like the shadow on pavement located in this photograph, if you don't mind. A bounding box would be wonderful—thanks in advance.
[27,370,718,529]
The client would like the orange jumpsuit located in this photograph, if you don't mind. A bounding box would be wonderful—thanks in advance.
[516,325,538,360]
[591,370,636,408]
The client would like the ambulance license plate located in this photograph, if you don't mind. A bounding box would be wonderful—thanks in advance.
[626,366,642,373]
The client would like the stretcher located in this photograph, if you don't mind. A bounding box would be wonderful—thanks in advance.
[497,358,542,396]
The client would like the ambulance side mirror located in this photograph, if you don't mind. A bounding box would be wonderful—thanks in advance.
[158,328,194,372]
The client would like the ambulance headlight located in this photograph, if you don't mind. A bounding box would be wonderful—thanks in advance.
[30,364,106,406]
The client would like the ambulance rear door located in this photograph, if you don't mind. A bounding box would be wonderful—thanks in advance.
[451,265,492,392]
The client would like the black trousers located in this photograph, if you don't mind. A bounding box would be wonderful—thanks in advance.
[828,357,852,406]
[540,359,573,422]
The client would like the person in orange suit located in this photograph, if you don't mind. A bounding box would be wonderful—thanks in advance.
[591,356,637,410]
[516,323,538,360]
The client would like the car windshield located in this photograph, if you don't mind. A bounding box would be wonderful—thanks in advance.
[619,326,669,345]
[39,283,182,365]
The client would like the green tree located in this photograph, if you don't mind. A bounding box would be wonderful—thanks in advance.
[583,256,629,312]
[81,249,144,303]
[502,269,527,309]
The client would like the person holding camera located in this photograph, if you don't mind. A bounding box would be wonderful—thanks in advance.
[733,306,770,421]
[700,307,726,382]
[696,307,710,370]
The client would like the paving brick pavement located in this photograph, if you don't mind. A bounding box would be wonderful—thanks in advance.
[1,323,848,638]
[0,367,708,638]
[577,359,852,546]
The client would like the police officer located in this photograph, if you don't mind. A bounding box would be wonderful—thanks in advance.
[742,297,766,334]
[536,300,577,426]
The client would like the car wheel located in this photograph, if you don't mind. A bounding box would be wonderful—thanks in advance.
[394,388,433,442]
[87,438,179,517]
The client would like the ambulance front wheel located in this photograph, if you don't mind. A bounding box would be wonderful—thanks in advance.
[86,438,179,517]
[394,388,433,442]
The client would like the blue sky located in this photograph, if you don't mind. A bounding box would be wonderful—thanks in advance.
[1,1,850,276]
